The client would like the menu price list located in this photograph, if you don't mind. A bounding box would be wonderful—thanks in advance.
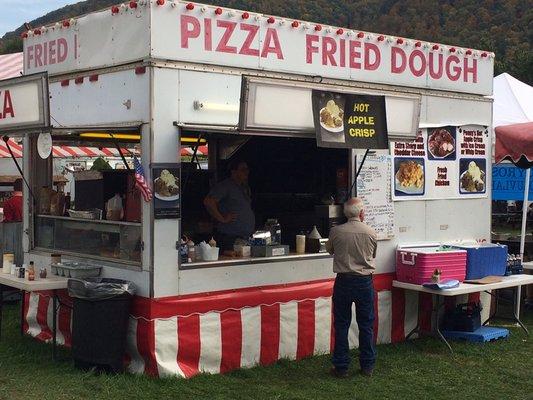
[357,153,395,240]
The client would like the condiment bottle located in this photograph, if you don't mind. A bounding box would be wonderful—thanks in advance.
[187,240,196,262]
[28,261,35,281]
[179,238,189,264]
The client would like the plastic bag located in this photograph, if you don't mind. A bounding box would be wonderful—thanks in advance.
[106,193,124,221]
[68,278,136,300]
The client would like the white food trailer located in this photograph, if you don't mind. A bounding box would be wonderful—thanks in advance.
[8,1,495,377]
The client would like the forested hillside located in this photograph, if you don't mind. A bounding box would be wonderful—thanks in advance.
[1,0,531,83]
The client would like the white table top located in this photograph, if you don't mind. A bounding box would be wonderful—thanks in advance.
[392,274,533,296]
[522,261,533,271]
[0,273,68,292]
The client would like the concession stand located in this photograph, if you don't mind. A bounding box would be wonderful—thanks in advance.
[2,1,496,376]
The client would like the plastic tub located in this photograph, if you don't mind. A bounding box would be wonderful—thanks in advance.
[201,247,220,261]
[52,262,102,278]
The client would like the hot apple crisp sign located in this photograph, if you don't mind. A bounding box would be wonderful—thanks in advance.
[391,125,489,200]
[312,90,389,149]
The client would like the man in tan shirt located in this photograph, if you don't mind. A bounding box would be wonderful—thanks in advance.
[326,197,377,378]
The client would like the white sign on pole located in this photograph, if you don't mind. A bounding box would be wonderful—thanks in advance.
[0,73,50,133]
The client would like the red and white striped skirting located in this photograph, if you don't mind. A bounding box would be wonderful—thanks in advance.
[23,274,485,377]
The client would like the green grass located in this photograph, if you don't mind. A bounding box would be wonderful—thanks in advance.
[1,303,532,400]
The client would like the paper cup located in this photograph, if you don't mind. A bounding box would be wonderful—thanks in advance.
[296,235,306,254]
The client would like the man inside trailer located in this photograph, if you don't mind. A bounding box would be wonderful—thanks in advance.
[203,159,255,251]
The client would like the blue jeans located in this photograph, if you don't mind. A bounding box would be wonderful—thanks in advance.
[332,274,376,371]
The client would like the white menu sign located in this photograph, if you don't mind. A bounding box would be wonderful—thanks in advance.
[391,125,489,200]
[357,153,395,240]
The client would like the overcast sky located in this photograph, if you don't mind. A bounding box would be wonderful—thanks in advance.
[0,0,81,36]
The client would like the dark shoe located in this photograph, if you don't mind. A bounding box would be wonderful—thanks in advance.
[330,367,349,378]
[360,368,373,377]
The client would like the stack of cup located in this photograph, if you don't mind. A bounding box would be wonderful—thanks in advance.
[296,235,306,254]
[2,253,14,274]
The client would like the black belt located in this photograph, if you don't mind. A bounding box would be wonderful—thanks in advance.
[336,272,373,279]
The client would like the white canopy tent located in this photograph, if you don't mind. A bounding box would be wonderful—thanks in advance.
[493,73,533,128]
[493,73,533,260]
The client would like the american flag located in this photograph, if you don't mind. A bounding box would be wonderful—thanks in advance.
[133,156,153,202]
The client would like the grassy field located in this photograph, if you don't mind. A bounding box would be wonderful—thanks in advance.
[0,303,532,400]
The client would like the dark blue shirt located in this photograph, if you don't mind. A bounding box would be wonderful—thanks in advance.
[208,178,255,237]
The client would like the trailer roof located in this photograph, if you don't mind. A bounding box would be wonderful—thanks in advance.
[21,1,494,96]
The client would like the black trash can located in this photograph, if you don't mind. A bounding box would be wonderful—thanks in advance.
[68,278,136,373]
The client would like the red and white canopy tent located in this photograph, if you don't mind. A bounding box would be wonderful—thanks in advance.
[0,138,207,159]
[0,52,207,159]
[493,73,533,259]
[0,52,22,80]
[0,137,135,158]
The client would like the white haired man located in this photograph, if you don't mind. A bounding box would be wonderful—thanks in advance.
[326,197,377,378]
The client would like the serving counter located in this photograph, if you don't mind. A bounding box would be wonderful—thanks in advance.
[181,252,333,269]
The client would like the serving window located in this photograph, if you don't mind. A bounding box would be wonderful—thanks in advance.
[30,129,143,266]
[180,132,350,267]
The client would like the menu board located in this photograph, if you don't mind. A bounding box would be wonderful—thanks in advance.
[312,90,389,149]
[152,163,181,219]
[391,125,489,200]
[356,153,395,240]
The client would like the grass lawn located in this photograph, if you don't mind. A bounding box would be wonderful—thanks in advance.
[1,303,532,400]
